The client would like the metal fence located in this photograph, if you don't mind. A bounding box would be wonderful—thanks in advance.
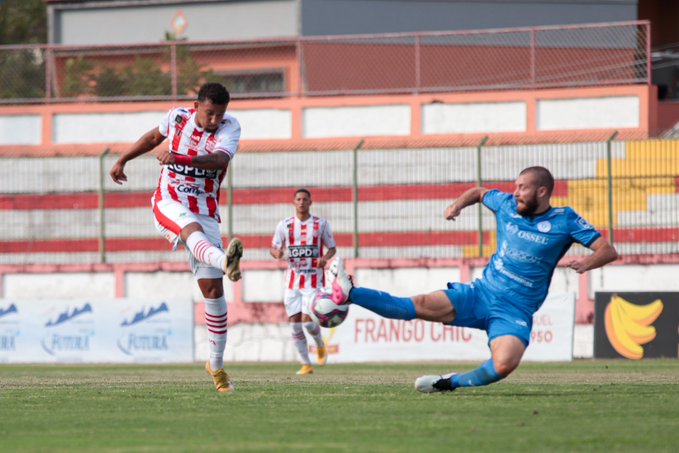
[1,136,677,266]
[0,21,650,103]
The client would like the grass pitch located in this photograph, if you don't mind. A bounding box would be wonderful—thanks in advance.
[1,360,678,452]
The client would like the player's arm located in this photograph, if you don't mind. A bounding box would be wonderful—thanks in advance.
[318,247,336,269]
[158,150,231,171]
[444,186,489,221]
[567,236,619,274]
[110,128,166,185]
[270,226,286,260]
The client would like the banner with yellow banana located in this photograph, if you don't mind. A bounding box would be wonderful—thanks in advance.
[594,292,677,360]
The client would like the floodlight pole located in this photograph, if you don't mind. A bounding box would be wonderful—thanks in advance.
[606,131,619,246]
[227,161,234,242]
[98,148,110,264]
[352,139,365,258]
[477,136,489,257]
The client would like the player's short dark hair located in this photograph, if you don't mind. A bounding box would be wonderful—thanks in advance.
[520,166,554,196]
[295,188,311,198]
[197,83,230,105]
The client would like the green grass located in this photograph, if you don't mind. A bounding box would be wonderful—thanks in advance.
[1,360,678,452]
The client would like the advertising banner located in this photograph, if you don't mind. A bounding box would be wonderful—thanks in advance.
[594,292,678,359]
[321,292,575,363]
[0,299,193,363]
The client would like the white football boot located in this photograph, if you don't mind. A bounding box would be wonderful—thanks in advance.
[326,257,353,305]
[414,373,457,393]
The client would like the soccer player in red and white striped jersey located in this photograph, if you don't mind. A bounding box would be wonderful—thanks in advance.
[110,83,241,393]
[271,188,337,375]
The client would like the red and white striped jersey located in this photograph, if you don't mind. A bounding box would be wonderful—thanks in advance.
[152,107,241,221]
[272,215,336,290]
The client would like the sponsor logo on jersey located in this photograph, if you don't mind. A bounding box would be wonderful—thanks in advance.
[499,241,541,263]
[288,245,320,258]
[492,258,535,287]
[506,222,548,244]
[176,184,203,196]
[517,230,549,244]
[167,164,218,179]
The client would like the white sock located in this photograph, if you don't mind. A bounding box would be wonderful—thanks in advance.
[205,296,227,370]
[186,232,226,271]
[303,321,324,348]
[290,322,310,365]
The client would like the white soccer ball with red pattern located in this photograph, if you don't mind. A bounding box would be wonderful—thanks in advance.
[310,289,349,328]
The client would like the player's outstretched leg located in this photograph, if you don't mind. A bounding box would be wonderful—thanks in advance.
[327,257,416,320]
[414,359,505,393]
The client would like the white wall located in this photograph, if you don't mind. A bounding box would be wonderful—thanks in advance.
[3,94,644,146]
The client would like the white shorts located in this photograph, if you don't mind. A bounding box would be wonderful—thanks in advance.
[153,198,224,279]
[284,288,319,318]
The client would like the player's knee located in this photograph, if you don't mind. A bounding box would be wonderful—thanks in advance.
[492,356,521,376]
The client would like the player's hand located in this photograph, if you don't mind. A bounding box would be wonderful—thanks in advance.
[444,203,462,221]
[157,152,174,165]
[110,161,127,185]
[567,257,589,274]
[318,257,327,268]
[271,249,285,259]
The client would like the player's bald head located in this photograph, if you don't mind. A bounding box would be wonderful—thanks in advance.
[519,166,554,196]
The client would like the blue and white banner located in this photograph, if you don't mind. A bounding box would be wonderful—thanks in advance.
[0,299,193,363]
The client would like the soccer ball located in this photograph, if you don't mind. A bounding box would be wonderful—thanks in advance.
[309,289,349,328]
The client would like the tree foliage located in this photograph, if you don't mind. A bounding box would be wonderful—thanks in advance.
[0,0,47,45]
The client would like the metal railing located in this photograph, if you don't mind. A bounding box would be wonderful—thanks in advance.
[1,136,677,266]
[0,21,650,104]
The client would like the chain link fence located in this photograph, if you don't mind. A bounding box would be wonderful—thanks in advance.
[1,136,677,265]
[0,21,649,103]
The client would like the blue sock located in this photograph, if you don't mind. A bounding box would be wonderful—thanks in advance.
[451,359,505,388]
[349,287,416,320]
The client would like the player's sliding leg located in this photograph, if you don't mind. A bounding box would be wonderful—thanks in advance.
[185,231,243,282]
[303,321,327,366]
[291,322,314,374]
[415,335,525,393]
[203,295,233,393]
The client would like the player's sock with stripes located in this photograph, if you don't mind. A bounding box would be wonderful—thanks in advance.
[204,296,228,370]
[349,287,416,320]
[290,322,311,364]
[185,231,226,271]
[451,359,505,388]
[303,321,324,348]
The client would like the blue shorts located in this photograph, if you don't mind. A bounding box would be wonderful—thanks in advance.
[443,282,532,347]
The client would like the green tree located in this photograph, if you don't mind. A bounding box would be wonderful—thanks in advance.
[0,0,47,44]
[0,0,47,99]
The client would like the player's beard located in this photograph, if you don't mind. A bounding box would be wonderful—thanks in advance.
[516,193,539,216]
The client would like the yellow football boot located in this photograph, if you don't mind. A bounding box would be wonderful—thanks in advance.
[205,361,234,394]
[317,345,327,366]
[296,364,314,375]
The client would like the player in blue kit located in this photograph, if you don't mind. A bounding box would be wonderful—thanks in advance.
[327,166,618,392]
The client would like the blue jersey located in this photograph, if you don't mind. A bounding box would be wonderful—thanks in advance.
[477,189,600,315]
